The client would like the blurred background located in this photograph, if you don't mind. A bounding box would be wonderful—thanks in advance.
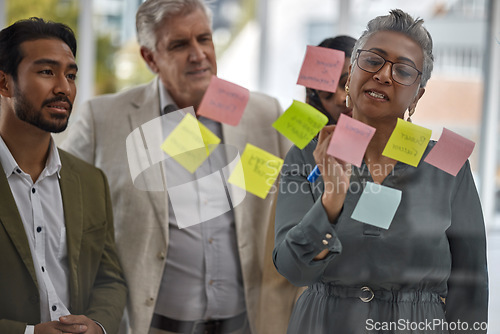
[1,0,498,331]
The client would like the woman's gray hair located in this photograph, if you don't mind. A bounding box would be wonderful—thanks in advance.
[136,0,213,51]
[351,9,434,87]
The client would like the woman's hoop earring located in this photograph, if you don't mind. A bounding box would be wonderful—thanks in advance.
[407,107,415,123]
[345,85,351,108]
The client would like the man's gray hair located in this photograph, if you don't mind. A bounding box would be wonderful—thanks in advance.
[351,9,434,87]
[136,0,213,51]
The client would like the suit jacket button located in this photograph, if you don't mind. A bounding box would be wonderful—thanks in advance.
[146,297,155,306]
[157,251,166,260]
[29,295,39,304]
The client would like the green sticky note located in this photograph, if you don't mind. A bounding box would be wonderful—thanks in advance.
[382,118,432,167]
[272,100,328,149]
[351,182,402,229]
[161,114,220,173]
[228,143,284,199]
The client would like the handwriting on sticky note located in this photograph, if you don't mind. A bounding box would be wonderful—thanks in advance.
[424,128,475,176]
[382,119,432,167]
[351,182,402,229]
[161,114,220,173]
[197,76,250,126]
[327,114,376,167]
[272,100,328,149]
[228,144,284,199]
[297,46,345,93]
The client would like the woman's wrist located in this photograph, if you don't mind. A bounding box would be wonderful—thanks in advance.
[321,191,345,222]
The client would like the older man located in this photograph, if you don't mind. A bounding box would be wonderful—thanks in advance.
[0,18,127,334]
[61,0,290,333]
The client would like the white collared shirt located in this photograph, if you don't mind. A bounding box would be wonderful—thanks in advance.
[0,136,70,333]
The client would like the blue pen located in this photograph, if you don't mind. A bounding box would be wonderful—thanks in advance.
[307,165,321,183]
[307,137,321,183]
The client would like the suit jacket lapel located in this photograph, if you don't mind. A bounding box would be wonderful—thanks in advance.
[222,120,251,244]
[127,78,161,134]
[0,171,39,288]
[58,152,83,309]
[126,78,169,243]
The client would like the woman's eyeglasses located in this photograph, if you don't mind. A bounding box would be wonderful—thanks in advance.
[356,49,422,86]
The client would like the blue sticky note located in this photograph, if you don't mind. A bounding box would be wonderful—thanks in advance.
[351,182,402,229]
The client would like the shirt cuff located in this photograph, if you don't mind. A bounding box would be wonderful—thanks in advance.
[94,320,107,334]
[24,325,35,334]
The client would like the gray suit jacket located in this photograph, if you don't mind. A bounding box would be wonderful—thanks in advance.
[0,149,127,334]
[61,77,291,334]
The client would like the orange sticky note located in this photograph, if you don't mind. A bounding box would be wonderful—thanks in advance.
[424,128,475,176]
[197,76,250,126]
[327,114,376,167]
[297,46,345,93]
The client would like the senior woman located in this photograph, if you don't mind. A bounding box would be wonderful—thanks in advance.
[273,9,488,334]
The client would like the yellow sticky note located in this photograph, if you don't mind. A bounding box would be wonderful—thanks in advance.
[228,144,284,199]
[382,118,432,167]
[161,114,220,173]
[199,121,220,155]
[272,100,328,149]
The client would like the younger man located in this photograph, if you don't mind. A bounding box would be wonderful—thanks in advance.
[0,18,127,334]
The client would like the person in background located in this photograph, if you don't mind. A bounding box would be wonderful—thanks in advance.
[305,35,356,125]
[273,9,488,333]
[256,35,356,334]
[61,0,290,333]
[0,17,127,334]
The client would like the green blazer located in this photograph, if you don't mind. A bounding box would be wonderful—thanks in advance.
[0,149,127,334]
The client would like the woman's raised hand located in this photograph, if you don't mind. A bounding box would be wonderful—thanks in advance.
[313,125,352,222]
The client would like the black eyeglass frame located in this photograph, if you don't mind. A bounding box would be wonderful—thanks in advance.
[355,49,423,86]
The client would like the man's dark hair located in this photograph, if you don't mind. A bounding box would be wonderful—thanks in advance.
[0,17,77,81]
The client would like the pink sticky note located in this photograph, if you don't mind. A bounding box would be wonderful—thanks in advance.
[424,128,475,176]
[197,76,250,126]
[326,114,376,167]
[297,46,345,93]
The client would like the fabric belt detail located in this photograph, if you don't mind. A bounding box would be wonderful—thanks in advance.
[309,283,442,303]
[150,312,246,334]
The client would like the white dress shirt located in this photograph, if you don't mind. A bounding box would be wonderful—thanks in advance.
[0,136,70,334]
